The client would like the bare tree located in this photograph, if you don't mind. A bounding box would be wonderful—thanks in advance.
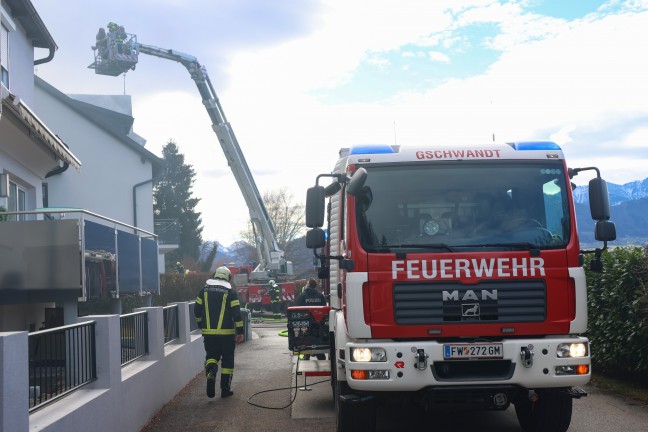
[239,188,305,262]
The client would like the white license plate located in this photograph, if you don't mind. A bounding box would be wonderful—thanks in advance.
[443,343,503,360]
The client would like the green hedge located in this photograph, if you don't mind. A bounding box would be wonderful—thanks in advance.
[586,246,648,381]
[78,272,209,316]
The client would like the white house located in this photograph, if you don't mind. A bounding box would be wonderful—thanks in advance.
[0,0,81,217]
[1,0,168,332]
[33,77,162,239]
[0,0,82,332]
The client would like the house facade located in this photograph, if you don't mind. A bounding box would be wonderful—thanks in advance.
[1,0,166,332]
[33,78,162,237]
[0,0,82,332]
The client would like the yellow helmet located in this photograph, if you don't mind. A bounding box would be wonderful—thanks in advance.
[213,266,231,281]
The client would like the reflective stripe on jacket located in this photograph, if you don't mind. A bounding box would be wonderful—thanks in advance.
[194,279,244,335]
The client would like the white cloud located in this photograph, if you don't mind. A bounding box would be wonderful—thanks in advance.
[428,51,451,63]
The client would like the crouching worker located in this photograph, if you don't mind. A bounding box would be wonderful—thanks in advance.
[194,266,244,398]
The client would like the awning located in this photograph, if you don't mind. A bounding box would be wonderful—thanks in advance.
[1,87,81,170]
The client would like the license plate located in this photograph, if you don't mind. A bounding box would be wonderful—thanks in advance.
[443,343,503,360]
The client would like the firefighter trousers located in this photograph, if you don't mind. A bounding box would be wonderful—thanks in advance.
[203,335,235,390]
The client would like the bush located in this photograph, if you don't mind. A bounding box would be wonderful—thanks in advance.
[586,246,648,380]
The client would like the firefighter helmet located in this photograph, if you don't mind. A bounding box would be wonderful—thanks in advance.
[269,280,276,286]
[213,266,231,281]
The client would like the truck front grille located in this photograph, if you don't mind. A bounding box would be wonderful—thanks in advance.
[393,280,546,325]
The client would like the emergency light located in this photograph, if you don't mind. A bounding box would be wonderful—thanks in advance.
[508,141,562,151]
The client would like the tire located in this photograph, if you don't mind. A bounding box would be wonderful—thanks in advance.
[334,369,376,432]
[514,390,573,432]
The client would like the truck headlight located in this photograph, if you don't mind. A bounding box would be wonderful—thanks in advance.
[350,347,387,362]
[557,343,588,358]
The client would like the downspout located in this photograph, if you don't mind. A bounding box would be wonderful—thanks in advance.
[34,49,55,65]
[45,161,69,178]
[21,0,58,65]
[45,138,73,178]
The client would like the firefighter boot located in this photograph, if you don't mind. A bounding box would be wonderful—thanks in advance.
[221,373,234,398]
[206,364,218,398]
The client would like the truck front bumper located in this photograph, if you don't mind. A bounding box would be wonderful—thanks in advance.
[340,336,590,392]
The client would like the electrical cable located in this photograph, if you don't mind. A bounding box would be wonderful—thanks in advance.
[246,348,331,410]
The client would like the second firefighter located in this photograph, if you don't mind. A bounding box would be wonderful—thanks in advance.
[194,266,244,398]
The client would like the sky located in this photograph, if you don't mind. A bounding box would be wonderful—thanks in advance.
[31,0,648,246]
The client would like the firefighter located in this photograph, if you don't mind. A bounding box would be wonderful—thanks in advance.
[194,266,244,398]
[267,279,282,319]
[175,261,185,274]
[94,27,108,60]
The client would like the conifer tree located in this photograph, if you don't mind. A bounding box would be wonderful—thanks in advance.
[154,140,203,269]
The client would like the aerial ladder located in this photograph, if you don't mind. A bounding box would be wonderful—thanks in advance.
[88,25,292,283]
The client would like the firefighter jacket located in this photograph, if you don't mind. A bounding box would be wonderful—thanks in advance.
[297,287,327,306]
[268,283,281,303]
[194,279,244,336]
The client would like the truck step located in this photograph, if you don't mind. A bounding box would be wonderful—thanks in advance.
[566,386,588,398]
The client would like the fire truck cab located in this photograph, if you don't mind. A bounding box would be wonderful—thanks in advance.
[305,142,616,432]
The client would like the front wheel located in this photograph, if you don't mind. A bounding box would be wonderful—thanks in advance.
[514,390,573,432]
[335,380,376,432]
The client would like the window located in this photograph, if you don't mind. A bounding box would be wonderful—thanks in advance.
[8,181,26,221]
[355,161,570,251]
[1,23,8,87]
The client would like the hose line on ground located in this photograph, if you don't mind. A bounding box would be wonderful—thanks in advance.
[246,351,330,410]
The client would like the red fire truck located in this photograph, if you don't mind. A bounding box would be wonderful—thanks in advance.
[228,263,296,312]
[305,142,616,432]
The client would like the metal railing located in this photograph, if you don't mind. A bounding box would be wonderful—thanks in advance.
[163,305,179,344]
[120,311,149,366]
[28,321,97,412]
[188,302,199,332]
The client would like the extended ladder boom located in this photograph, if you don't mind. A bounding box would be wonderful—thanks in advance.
[89,31,288,277]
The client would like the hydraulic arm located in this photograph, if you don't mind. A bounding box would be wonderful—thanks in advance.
[89,30,288,276]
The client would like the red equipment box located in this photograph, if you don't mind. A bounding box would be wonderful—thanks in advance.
[287,306,331,352]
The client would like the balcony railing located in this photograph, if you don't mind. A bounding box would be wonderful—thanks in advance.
[28,321,97,412]
[120,311,149,366]
[154,218,180,245]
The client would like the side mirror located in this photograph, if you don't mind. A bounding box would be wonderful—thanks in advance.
[346,168,367,197]
[306,228,326,249]
[589,177,611,220]
[306,186,325,228]
[595,220,616,242]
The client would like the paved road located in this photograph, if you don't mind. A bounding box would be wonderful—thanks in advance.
[141,325,648,432]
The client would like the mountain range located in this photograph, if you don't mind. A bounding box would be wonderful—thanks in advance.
[574,177,648,247]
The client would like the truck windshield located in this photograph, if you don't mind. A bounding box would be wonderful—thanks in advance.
[355,161,571,251]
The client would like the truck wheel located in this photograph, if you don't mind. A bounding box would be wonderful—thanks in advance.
[514,390,572,432]
[335,379,376,432]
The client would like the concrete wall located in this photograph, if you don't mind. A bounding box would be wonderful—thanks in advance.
[0,303,204,432]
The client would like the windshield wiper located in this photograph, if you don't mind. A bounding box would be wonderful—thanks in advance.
[456,242,540,250]
[379,243,457,252]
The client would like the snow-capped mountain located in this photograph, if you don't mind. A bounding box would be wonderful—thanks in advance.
[574,178,648,206]
[574,177,648,246]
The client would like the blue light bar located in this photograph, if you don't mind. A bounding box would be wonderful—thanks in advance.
[509,141,562,151]
[349,144,396,155]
